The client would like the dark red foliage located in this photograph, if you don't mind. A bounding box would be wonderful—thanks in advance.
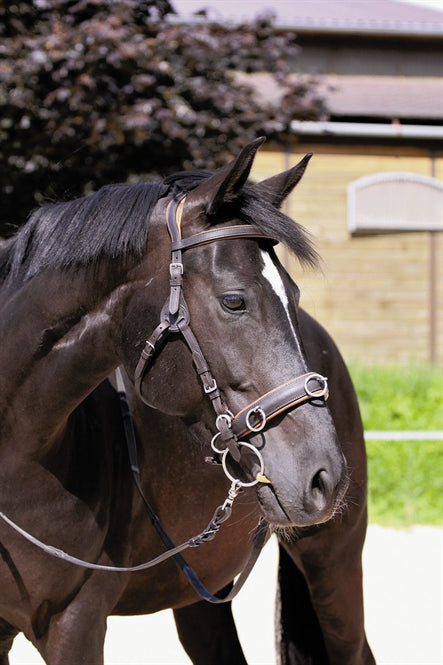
[0,0,327,233]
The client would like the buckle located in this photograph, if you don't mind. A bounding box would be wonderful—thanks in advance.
[169,262,183,276]
[204,378,218,394]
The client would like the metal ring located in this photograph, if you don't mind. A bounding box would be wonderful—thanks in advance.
[221,441,265,488]
[305,373,329,398]
[211,432,226,455]
[245,406,266,433]
[215,413,232,430]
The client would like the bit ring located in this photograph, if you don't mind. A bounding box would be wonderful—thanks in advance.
[221,441,265,488]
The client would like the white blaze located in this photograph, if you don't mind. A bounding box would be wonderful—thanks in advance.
[260,250,303,357]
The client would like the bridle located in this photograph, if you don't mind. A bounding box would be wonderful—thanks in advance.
[134,194,329,477]
[0,193,330,604]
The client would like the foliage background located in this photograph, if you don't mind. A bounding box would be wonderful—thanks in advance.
[0,0,326,235]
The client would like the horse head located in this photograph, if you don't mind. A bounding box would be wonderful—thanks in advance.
[121,139,348,529]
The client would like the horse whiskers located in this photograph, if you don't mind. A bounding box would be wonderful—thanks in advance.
[271,524,304,543]
[238,506,264,539]
[332,495,350,521]
[217,498,261,533]
[269,492,352,542]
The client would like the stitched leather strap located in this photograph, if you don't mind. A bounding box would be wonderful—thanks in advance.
[232,373,329,439]
[134,320,171,403]
[171,225,273,252]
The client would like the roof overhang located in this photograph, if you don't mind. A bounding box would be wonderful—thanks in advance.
[290,120,443,141]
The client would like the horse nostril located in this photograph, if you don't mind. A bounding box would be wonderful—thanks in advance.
[312,469,325,491]
[310,469,332,504]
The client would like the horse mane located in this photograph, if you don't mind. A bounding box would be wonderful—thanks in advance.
[0,171,318,284]
[0,181,167,284]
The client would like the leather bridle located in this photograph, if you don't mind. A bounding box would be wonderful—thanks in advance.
[134,195,329,477]
[0,193,331,603]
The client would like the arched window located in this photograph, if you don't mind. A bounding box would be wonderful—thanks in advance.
[348,172,442,234]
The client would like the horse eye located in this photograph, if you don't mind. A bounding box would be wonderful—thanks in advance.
[222,294,246,311]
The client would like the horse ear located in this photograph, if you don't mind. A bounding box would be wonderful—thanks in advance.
[252,153,313,208]
[183,137,266,220]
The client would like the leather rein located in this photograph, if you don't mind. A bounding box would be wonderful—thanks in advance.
[0,194,329,605]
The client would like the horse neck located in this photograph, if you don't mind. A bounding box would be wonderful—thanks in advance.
[0,264,135,455]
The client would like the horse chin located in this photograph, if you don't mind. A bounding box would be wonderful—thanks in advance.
[256,481,347,529]
[255,484,296,527]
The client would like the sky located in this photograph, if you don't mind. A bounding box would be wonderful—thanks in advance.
[401,0,442,9]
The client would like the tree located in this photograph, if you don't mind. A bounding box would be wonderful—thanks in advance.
[0,0,327,234]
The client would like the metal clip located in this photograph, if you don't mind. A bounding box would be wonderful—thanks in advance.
[221,480,242,512]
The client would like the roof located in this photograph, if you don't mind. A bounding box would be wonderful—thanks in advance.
[173,0,443,134]
[322,75,443,120]
[234,72,443,122]
[173,0,443,36]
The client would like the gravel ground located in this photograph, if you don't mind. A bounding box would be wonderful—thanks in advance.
[9,525,442,665]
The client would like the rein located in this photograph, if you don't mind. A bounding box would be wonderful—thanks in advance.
[0,194,330,604]
[114,366,269,602]
[0,366,267,603]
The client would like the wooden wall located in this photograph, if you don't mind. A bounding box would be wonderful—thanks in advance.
[252,144,443,367]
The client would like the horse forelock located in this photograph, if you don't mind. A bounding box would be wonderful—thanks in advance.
[233,188,319,269]
[1,169,318,285]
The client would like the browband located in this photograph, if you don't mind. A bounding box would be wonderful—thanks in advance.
[171,225,275,252]
[166,195,274,252]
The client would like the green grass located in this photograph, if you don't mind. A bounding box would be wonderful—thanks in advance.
[349,366,442,528]
[365,439,442,527]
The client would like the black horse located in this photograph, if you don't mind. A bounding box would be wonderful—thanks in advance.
[0,139,374,664]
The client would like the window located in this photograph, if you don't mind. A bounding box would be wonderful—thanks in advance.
[348,172,443,234]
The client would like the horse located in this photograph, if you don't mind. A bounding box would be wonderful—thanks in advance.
[0,138,374,664]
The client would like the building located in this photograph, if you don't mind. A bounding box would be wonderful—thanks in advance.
[175,0,443,365]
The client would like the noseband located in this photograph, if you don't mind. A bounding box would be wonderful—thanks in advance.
[134,195,329,480]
